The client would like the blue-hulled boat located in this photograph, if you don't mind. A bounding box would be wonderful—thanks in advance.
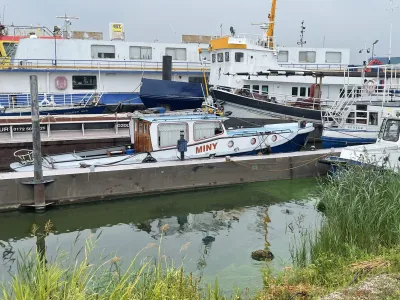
[139,78,204,111]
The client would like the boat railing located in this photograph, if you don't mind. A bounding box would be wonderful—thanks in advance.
[279,63,349,71]
[8,58,210,72]
[0,92,104,110]
[232,86,334,110]
[322,83,400,125]
[0,117,131,142]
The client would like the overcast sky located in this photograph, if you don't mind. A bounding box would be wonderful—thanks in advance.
[2,0,398,63]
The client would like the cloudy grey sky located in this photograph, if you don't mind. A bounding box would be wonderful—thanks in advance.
[2,0,398,63]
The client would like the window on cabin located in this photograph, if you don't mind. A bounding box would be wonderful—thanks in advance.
[325,52,342,63]
[262,85,269,95]
[165,47,187,60]
[225,52,230,62]
[292,87,299,96]
[235,52,244,62]
[339,88,346,98]
[346,112,355,124]
[194,122,223,140]
[3,42,17,58]
[299,51,316,63]
[308,87,311,97]
[369,112,378,126]
[91,45,115,59]
[243,85,250,91]
[382,119,400,142]
[158,123,187,147]
[201,49,211,61]
[217,53,224,62]
[278,50,289,62]
[129,46,152,60]
[72,76,97,90]
[253,85,260,93]
[300,87,307,97]
[212,54,216,63]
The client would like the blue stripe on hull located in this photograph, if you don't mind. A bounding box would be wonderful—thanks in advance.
[321,137,376,149]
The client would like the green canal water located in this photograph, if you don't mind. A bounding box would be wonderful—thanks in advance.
[0,178,320,295]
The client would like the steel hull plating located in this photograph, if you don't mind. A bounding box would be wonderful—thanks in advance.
[213,89,322,123]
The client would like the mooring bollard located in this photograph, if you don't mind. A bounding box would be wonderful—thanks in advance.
[177,130,187,161]
[30,75,46,212]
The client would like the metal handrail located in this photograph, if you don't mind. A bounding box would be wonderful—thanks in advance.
[9,58,211,71]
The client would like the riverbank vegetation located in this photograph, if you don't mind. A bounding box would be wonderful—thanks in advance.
[2,166,400,299]
[258,166,400,299]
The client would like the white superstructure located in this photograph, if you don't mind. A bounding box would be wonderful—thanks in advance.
[0,37,210,106]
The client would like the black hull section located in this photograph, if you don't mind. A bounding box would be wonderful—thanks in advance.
[213,89,322,123]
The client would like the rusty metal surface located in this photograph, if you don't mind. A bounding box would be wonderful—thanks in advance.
[182,35,214,44]
[71,31,103,40]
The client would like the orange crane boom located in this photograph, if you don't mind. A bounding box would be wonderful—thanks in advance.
[267,0,277,48]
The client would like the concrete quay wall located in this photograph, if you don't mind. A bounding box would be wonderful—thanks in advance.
[0,149,338,211]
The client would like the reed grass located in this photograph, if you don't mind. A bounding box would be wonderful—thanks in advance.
[258,166,400,298]
[1,224,236,300]
[310,166,400,260]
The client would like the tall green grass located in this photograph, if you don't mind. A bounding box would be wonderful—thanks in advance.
[286,166,400,289]
[1,224,236,300]
[311,166,400,259]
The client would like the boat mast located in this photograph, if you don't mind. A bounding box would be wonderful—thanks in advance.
[266,0,277,48]
[56,14,79,39]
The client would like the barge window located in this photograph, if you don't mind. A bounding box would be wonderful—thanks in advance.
[299,51,316,63]
[278,50,288,62]
[194,122,223,140]
[225,52,230,62]
[262,85,269,95]
[369,112,378,126]
[217,53,224,62]
[253,85,260,93]
[292,87,298,97]
[91,45,115,59]
[339,88,345,98]
[212,54,216,63]
[235,52,244,62]
[158,123,187,147]
[325,51,342,63]
[382,119,400,142]
[300,87,307,97]
[243,85,250,91]
[72,76,97,90]
[129,46,152,60]
[166,47,187,60]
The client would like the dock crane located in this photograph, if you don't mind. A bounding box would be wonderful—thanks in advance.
[267,0,277,48]
[252,0,277,49]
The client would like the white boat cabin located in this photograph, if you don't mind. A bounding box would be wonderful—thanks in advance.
[208,35,357,102]
[130,114,226,153]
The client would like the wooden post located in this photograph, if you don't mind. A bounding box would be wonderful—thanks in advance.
[30,75,46,212]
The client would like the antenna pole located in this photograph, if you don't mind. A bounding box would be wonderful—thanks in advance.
[56,13,79,38]
[389,0,394,64]
[297,20,306,47]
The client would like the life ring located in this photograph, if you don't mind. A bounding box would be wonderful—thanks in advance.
[364,80,376,95]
